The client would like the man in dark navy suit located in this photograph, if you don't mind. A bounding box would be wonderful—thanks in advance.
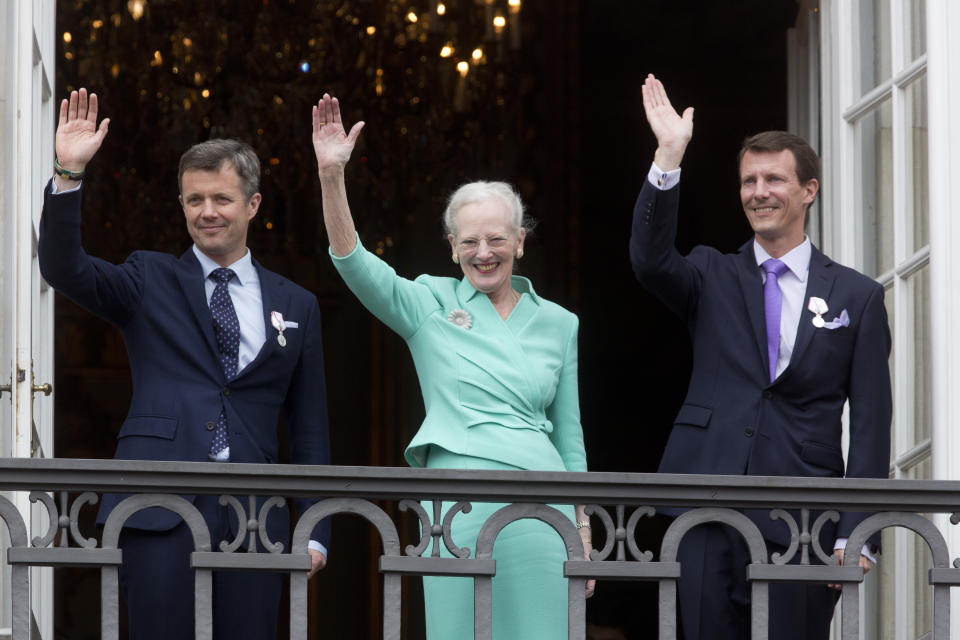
[39,88,331,639]
[629,75,892,639]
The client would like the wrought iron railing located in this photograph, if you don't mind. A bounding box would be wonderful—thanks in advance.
[0,458,956,639]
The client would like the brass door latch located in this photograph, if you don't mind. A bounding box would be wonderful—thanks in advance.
[0,371,52,396]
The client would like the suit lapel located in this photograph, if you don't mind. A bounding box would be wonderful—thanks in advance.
[781,247,837,378]
[238,260,285,377]
[735,240,770,376]
[175,249,221,365]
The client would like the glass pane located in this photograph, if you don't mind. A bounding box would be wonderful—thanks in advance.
[884,281,896,458]
[908,0,927,59]
[858,99,895,278]
[860,0,892,95]
[912,266,931,445]
[906,459,933,637]
[907,77,929,253]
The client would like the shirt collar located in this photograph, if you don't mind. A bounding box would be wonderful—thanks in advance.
[455,275,541,305]
[192,245,256,286]
[753,237,811,283]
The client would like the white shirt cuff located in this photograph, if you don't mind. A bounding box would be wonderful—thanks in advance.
[308,540,328,557]
[647,162,681,191]
[833,537,877,564]
[49,177,82,195]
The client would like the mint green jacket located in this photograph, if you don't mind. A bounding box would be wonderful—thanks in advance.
[331,239,587,472]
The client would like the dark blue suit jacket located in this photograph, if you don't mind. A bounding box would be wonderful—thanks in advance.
[38,182,331,549]
[630,181,891,549]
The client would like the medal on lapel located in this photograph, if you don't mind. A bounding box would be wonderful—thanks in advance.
[271,311,287,346]
[807,296,828,328]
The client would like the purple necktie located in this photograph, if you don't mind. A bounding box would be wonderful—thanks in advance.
[762,258,789,382]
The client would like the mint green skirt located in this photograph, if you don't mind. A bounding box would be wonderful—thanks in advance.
[422,447,575,639]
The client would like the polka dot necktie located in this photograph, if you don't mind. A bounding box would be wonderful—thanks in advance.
[209,267,239,457]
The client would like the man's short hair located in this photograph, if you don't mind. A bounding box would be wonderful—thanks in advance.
[738,131,820,186]
[178,139,261,201]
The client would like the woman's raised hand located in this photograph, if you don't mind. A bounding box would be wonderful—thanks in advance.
[312,94,364,176]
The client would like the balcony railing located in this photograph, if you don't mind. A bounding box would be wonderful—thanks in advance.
[0,458,956,639]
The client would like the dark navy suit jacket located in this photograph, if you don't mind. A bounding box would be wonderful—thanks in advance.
[630,180,891,549]
[38,181,331,549]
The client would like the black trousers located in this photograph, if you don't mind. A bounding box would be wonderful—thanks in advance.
[118,494,284,640]
[677,523,840,640]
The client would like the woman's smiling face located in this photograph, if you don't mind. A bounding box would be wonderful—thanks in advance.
[448,198,525,297]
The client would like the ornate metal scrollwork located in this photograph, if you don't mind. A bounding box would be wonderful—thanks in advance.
[256,496,286,553]
[585,503,618,561]
[440,501,473,559]
[768,508,801,564]
[28,491,59,548]
[215,495,287,553]
[624,506,657,562]
[951,512,960,569]
[25,491,99,549]
[398,499,432,557]
[587,504,657,562]
[809,510,841,565]
[396,499,473,558]
[218,495,246,553]
[69,492,100,549]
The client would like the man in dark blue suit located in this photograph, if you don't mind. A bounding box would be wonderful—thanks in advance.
[39,88,331,639]
[630,75,892,639]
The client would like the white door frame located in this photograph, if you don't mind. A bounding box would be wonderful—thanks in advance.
[2,1,57,637]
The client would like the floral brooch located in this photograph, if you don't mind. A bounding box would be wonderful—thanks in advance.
[447,308,473,330]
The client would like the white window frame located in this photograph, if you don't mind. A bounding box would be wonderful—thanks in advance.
[817,0,960,637]
[925,0,960,636]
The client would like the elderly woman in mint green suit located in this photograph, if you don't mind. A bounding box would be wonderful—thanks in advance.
[311,94,593,638]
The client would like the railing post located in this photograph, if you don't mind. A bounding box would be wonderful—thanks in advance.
[0,495,29,640]
[567,578,586,640]
[289,572,308,640]
[933,583,951,640]
[100,565,121,640]
[658,579,678,640]
[750,579,769,640]
[474,575,493,640]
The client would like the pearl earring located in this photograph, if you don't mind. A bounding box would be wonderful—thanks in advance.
[452,253,459,264]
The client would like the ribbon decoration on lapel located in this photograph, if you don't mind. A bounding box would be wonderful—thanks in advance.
[270,311,287,347]
[807,296,828,328]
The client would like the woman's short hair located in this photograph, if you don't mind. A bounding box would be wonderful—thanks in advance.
[442,181,532,237]
[178,138,261,201]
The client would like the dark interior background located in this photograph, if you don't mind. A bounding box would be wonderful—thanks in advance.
[52,1,800,637]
